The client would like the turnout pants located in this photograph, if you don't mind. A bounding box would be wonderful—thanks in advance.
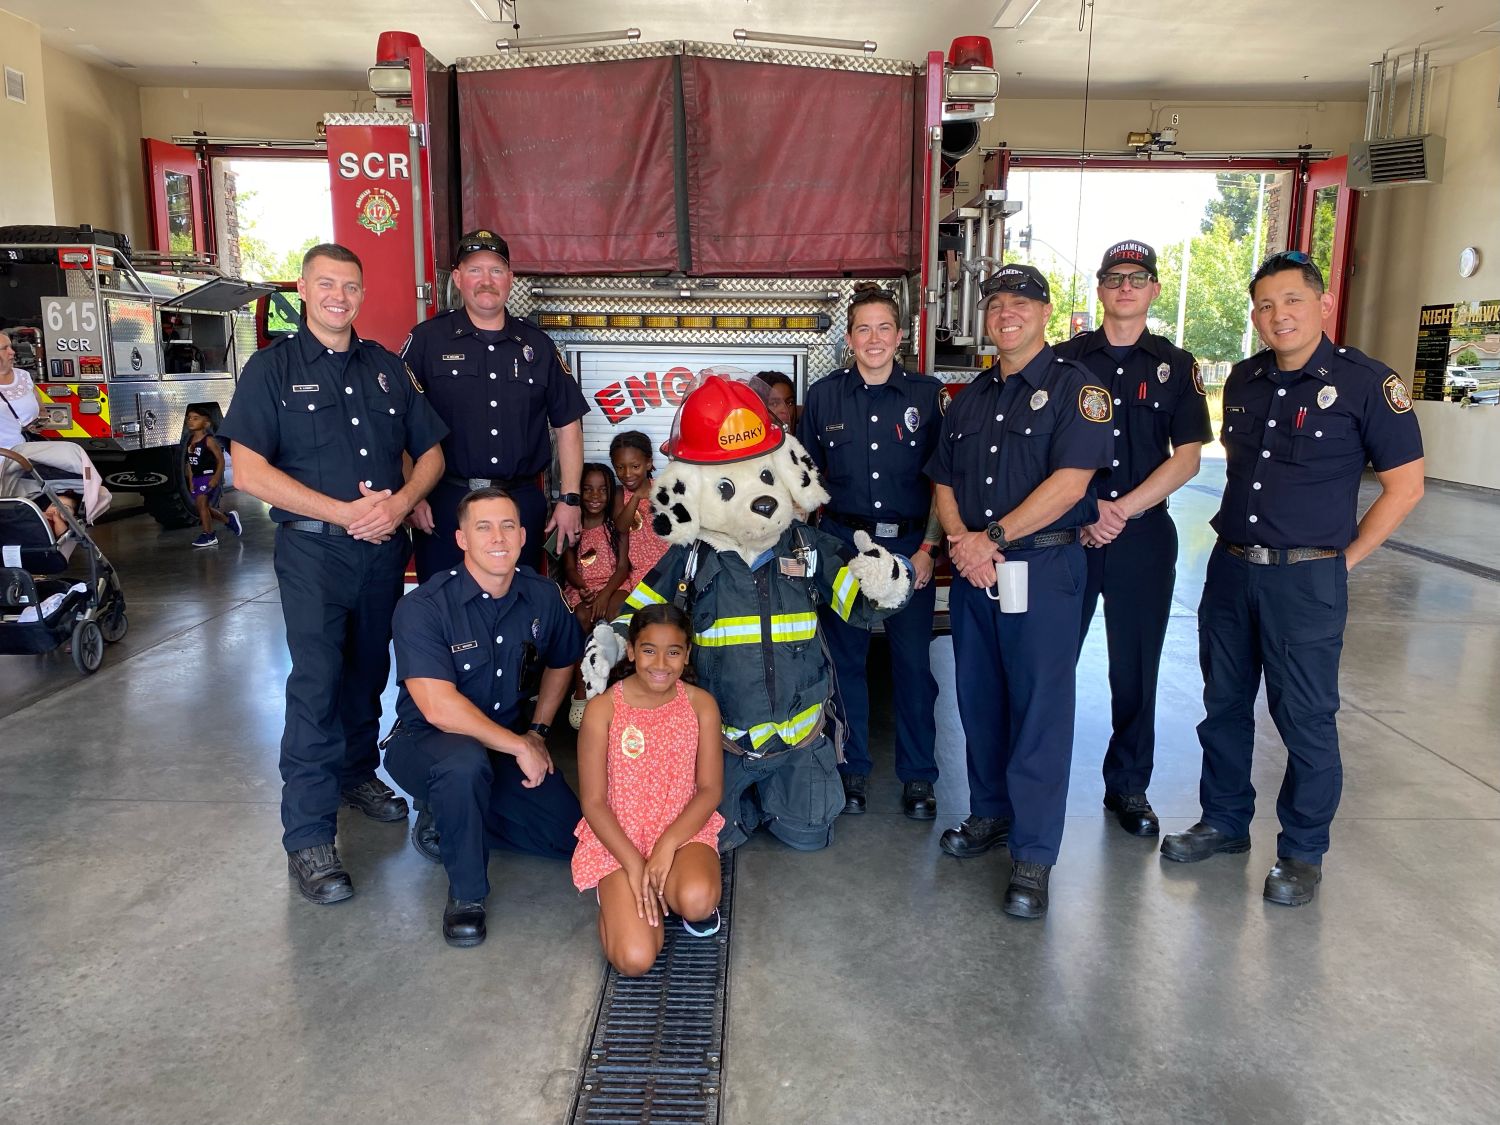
[950,543,1086,865]
[413,476,548,583]
[1077,505,1178,794]
[274,527,409,853]
[384,726,581,900]
[819,520,939,782]
[717,737,844,853]
[1196,544,1348,862]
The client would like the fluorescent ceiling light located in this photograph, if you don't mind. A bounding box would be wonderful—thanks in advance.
[993,0,1044,29]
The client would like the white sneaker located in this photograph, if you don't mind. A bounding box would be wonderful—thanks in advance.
[568,697,587,730]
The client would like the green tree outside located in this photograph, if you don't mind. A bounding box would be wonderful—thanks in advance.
[1453,347,1480,367]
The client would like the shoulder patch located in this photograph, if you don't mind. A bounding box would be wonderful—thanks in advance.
[938,387,951,415]
[405,363,426,394]
[398,333,412,358]
[554,344,572,377]
[1382,373,1413,413]
[1078,385,1113,423]
[1192,362,1206,396]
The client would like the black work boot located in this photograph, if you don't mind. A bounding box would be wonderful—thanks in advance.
[1263,856,1322,906]
[901,780,937,820]
[341,777,409,822]
[1003,860,1052,919]
[411,804,441,864]
[939,815,1010,858]
[288,843,354,904]
[443,893,487,947]
[1103,791,1160,837]
[1160,821,1251,863]
[840,772,868,815]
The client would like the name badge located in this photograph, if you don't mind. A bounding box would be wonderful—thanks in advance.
[824,423,845,433]
[450,640,478,653]
[292,384,319,393]
[778,557,807,577]
[441,353,465,362]
[875,521,899,538]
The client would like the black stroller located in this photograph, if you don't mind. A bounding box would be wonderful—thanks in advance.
[0,443,128,675]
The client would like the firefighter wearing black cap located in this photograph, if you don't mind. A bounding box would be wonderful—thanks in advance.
[927,263,1114,919]
[1053,240,1212,837]
[400,230,591,580]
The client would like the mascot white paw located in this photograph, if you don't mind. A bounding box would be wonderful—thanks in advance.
[848,529,914,609]
[581,620,625,699]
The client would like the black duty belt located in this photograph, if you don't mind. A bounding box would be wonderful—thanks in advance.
[282,519,349,537]
[1126,499,1169,520]
[1005,528,1078,550]
[443,472,539,493]
[824,512,925,538]
[1221,541,1339,566]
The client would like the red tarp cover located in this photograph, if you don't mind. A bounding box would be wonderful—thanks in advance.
[458,57,680,273]
[683,57,917,276]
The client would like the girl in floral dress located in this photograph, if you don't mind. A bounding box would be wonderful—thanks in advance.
[562,463,631,727]
[607,431,669,615]
[572,603,725,977]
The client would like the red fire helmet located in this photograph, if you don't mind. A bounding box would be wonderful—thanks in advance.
[664,374,785,465]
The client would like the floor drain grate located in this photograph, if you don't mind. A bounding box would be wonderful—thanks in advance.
[569,853,734,1125]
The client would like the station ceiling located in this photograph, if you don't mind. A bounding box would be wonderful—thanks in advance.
[5,0,1499,99]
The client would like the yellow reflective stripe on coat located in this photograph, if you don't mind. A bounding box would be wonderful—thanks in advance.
[721,701,824,750]
[624,582,666,611]
[695,612,817,648]
[829,565,860,621]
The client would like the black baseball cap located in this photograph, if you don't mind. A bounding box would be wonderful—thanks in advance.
[1097,240,1157,279]
[454,229,510,267]
[978,263,1051,307]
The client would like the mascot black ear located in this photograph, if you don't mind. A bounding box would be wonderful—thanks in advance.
[652,462,703,545]
[780,433,831,513]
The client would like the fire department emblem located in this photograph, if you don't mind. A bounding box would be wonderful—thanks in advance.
[531,617,541,639]
[1078,385,1113,423]
[1383,373,1413,413]
[377,372,389,394]
[355,187,400,236]
[1317,385,1338,410]
[1156,362,1170,384]
[622,725,647,759]
[1030,389,1049,411]
[904,406,920,433]
[579,547,598,568]
[522,344,535,363]
[938,388,951,414]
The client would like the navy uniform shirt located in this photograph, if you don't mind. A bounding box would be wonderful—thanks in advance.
[392,564,584,733]
[798,362,947,522]
[1053,327,1213,501]
[219,327,448,523]
[1213,335,1423,549]
[926,346,1116,533]
[400,308,590,479]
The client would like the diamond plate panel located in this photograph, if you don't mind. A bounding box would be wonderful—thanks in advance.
[323,111,413,126]
[459,40,915,75]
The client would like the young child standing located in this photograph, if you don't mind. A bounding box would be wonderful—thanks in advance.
[609,431,669,613]
[572,603,725,977]
[184,407,241,548]
[562,463,632,727]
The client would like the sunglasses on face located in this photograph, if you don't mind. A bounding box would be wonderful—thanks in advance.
[1100,270,1153,289]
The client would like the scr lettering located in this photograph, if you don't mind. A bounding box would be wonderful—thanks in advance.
[336,152,412,180]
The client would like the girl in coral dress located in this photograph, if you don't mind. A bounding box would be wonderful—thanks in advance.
[607,431,669,615]
[572,603,725,976]
[562,463,632,728]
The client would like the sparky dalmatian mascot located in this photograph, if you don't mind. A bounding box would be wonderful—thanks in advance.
[581,374,913,851]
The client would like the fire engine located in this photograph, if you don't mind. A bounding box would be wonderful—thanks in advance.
[0,225,271,527]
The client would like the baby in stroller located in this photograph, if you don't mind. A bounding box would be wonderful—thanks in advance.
[0,443,127,674]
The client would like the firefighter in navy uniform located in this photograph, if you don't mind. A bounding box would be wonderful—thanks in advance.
[219,243,447,905]
[384,488,584,948]
[1162,251,1423,906]
[1053,241,1212,837]
[799,284,946,819]
[927,264,1114,920]
[401,230,590,580]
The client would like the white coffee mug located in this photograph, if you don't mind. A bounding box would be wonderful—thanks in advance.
[986,559,1029,613]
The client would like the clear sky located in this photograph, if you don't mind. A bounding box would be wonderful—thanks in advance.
[229,158,333,253]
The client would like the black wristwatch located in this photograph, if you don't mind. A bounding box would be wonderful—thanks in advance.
[985,521,1010,548]
[558,493,581,507]
[528,721,551,738]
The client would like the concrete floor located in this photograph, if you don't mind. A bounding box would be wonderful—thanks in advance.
[2,462,1497,1125]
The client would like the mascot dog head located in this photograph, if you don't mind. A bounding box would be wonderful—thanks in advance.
[650,375,829,563]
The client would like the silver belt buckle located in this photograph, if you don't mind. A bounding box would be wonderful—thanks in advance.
[467,477,490,490]
[1247,545,1272,565]
[875,521,899,538]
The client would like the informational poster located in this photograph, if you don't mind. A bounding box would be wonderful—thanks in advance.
[1413,298,1500,401]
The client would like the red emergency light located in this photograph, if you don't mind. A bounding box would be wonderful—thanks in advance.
[376,30,421,64]
[948,36,994,70]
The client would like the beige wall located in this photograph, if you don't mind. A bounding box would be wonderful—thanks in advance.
[0,10,55,225]
[1346,47,1500,488]
[42,46,147,240]
[139,86,373,142]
